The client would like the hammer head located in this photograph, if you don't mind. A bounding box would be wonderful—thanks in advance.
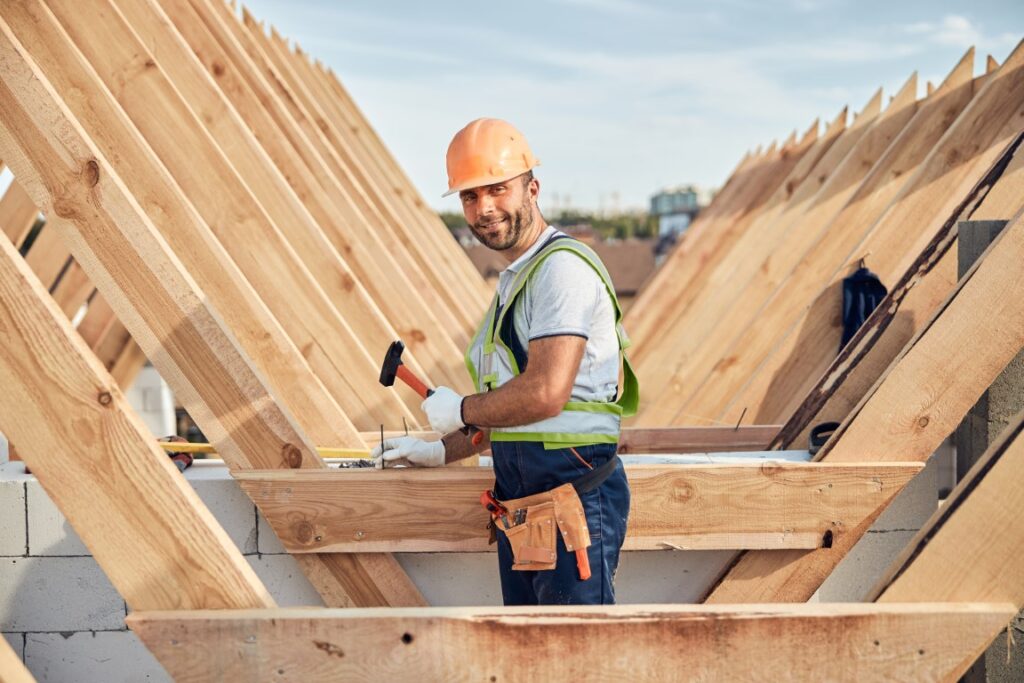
[379,340,406,387]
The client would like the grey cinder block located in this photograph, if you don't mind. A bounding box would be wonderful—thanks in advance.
[25,631,169,683]
[0,557,125,631]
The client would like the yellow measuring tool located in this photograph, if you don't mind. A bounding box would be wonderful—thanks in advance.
[157,441,370,459]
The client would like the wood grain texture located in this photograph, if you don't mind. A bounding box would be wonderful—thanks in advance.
[0,213,273,611]
[723,45,1024,426]
[0,178,38,246]
[0,635,35,683]
[872,413,1024,607]
[149,0,468,388]
[706,144,1024,604]
[0,6,321,470]
[635,76,919,427]
[128,603,1015,683]
[676,49,980,427]
[39,0,414,431]
[237,462,921,553]
[774,131,1024,450]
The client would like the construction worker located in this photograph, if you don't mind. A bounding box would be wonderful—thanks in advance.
[372,118,638,605]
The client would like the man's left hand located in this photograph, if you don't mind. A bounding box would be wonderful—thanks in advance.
[422,386,466,434]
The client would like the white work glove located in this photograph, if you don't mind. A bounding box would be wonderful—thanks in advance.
[421,386,466,435]
[371,436,446,467]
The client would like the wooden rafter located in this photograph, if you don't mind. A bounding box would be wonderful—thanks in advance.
[237,461,922,553]
[706,202,1024,603]
[0,215,273,612]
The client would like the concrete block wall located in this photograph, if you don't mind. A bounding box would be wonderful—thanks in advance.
[1,456,938,681]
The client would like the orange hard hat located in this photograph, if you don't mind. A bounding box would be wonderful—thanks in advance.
[443,118,540,197]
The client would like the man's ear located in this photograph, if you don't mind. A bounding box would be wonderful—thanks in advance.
[529,177,541,202]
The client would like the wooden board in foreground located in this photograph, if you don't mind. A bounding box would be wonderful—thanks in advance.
[128,603,1014,683]
[237,462,921,553]
[0,634,35,683]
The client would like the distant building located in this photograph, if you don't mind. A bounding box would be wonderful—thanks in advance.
[464,239,656,312]
[649,185,701,238]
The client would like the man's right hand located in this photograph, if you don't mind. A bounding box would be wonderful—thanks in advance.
[371,436,446,467]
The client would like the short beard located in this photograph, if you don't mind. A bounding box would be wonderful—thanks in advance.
[471,196,534,251]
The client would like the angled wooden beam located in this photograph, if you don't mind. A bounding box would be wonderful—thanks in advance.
[871,412,1024,607]
[720,44,1024,425]
[260,19,481,340]
[1,0,424,607]
[774,131,1024,449]
[145,0,468,389]
[128,603,1015,682]
[706,202,1024,603]
[0,0,354,458]
[671,49,982,426]
[0,214,273,611]
[37,0,417,430]
[0,178,38,246]
[237,461,921,553]
[0,11,408,608]
[0,634,34,683]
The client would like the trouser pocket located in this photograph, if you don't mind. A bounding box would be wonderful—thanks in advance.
[503,502,557,571]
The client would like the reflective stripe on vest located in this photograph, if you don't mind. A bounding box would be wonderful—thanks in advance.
[464,235,640,448]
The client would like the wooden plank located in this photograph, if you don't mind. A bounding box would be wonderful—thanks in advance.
[871,413,1024,607]
[667,50,981,427]
[304,49,492,312]
[38,0,416,431]
[360,426,781,454]
[109,337,148,388]
[128,603,1015,683]
[260,21,480,342]
[0,633,35,683]
[634,78,918,426]
[626,123,820,369]
[148,0,468,389]
[280,34,489,334]
[821,209,1024,463]
[236,461,921,553]
[21,223,70,291]
[0,214,273,611]
[0,2,320,477]
[49,259,94,318]
[11,0,424,606]
[774,131,1024,449]
[0,3,422,609]
[705,196,1024,603]
[720,44,1024,426]
[615,425,780,453]
[632,104,853,381]
[0,178,38,246]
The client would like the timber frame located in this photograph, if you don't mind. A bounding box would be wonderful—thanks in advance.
[0,1,1023,680]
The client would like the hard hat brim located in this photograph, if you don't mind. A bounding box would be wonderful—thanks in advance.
[441,163,540,198]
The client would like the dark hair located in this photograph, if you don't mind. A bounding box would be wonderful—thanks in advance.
[521,170,534,188]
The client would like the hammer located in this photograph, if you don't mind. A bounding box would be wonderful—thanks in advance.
[379,341,484,446]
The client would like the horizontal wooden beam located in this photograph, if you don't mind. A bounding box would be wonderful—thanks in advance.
[128,603,1015,682]
[616,425,780,453]
[359,426,782,454]
[236,462,922,553]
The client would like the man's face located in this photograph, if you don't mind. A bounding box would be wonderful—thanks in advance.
[459,175,537,251]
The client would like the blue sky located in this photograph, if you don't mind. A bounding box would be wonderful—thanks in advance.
[242,0,1023,212]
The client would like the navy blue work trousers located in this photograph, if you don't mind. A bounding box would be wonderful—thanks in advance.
[491,441,630,605]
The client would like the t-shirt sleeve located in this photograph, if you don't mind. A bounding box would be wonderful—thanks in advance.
[525,251,604,340]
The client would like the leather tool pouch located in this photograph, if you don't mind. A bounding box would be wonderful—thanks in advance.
[505,501,557,571]
[500,484,592,572]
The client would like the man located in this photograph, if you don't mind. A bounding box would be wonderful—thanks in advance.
[372,118,638,605]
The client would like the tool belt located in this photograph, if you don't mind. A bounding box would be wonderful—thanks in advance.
[481,455,619,579]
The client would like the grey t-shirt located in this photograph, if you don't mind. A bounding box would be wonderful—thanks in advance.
[496,227,619,403]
